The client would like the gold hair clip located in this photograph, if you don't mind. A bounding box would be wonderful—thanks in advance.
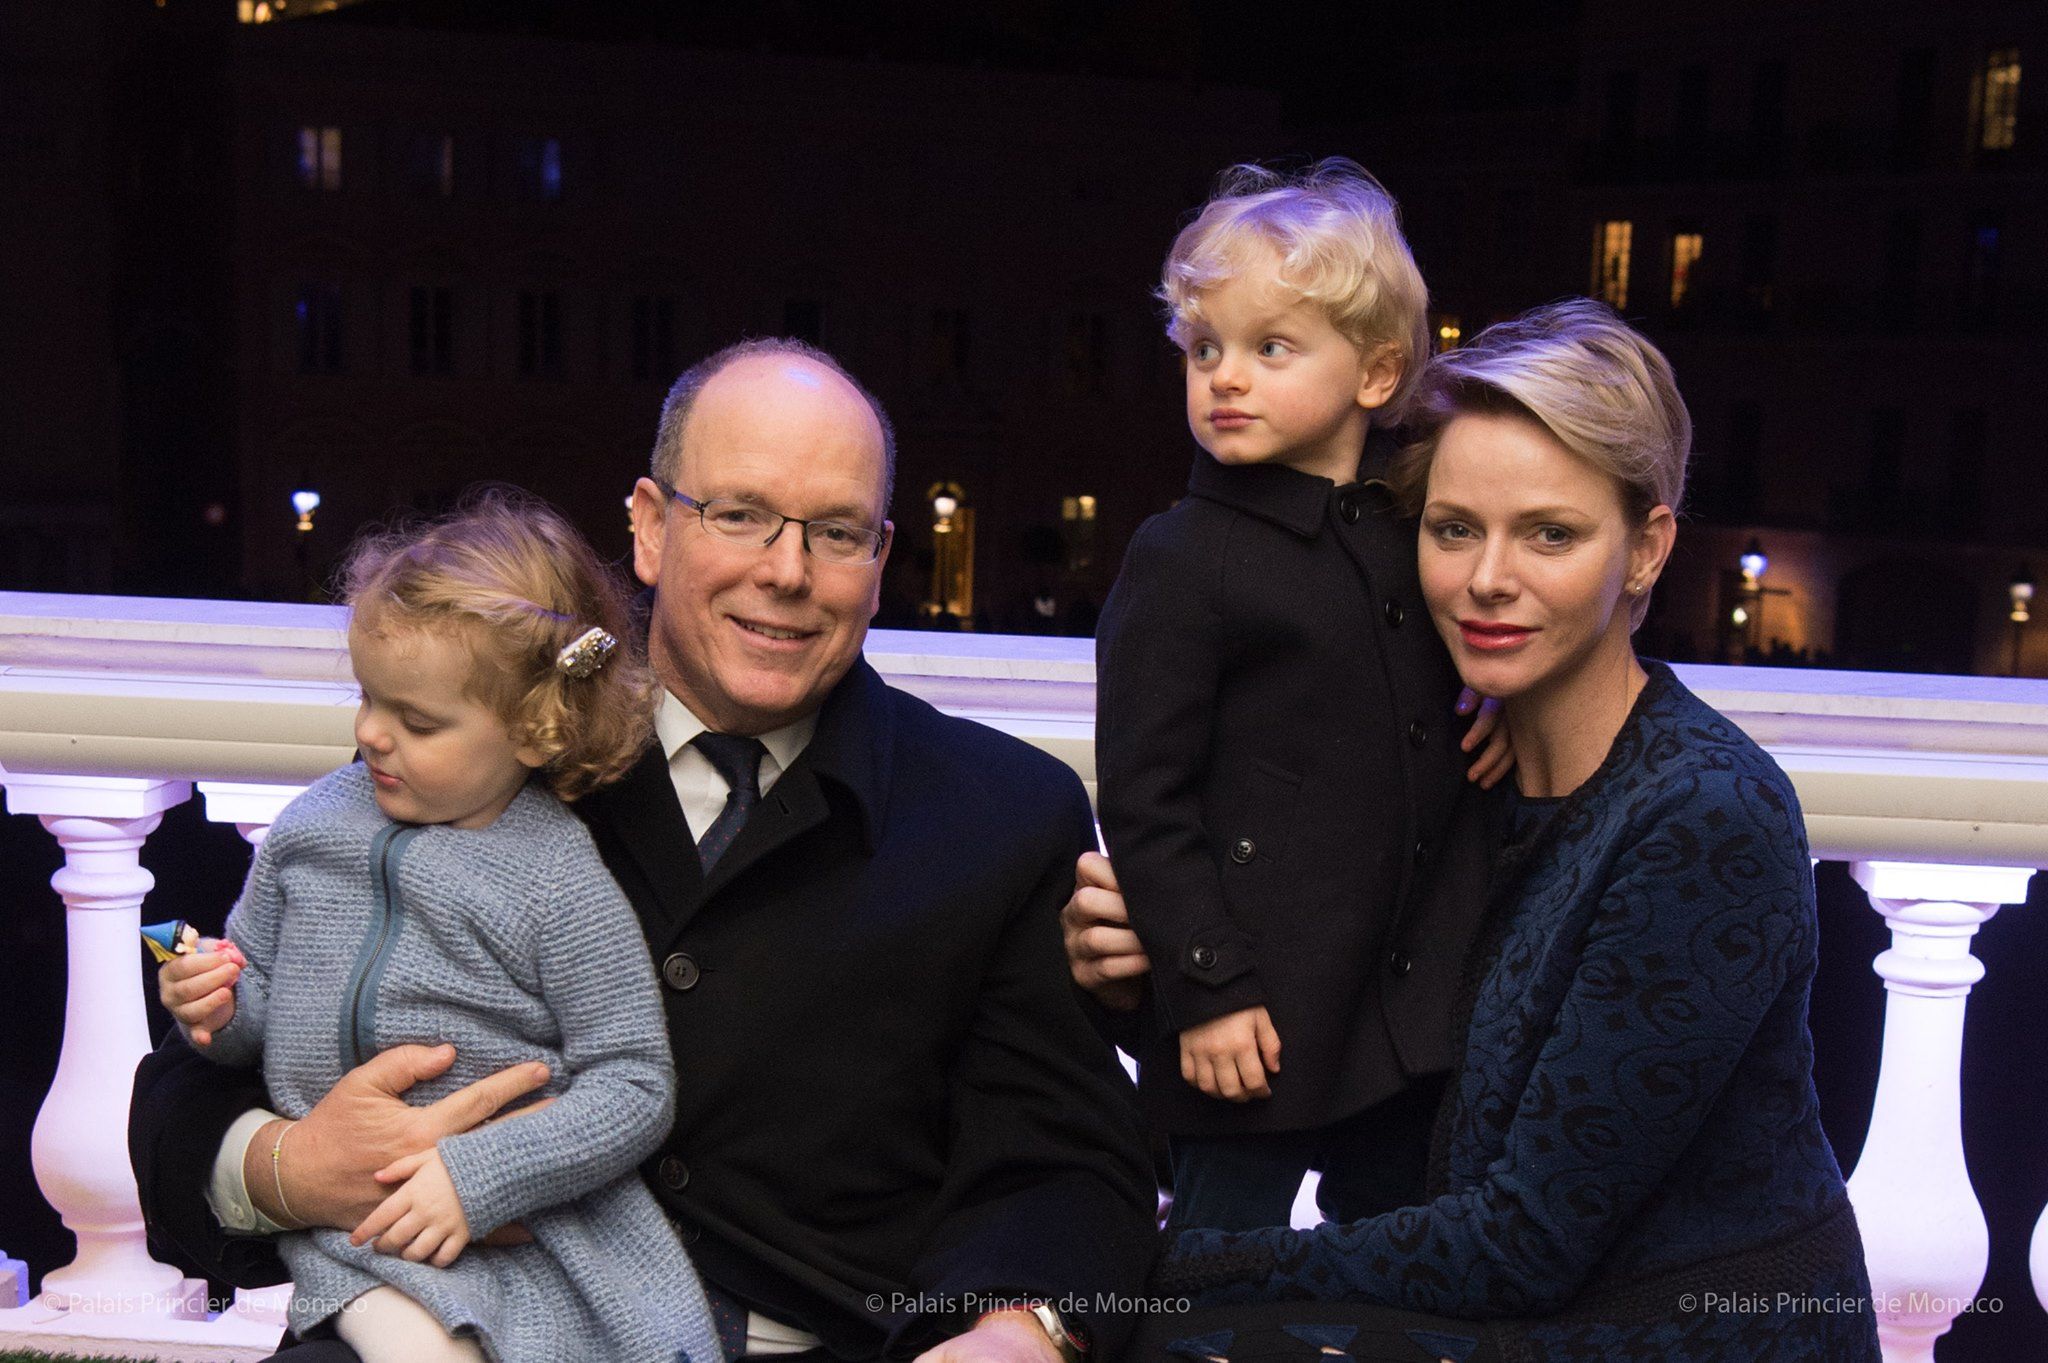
[555,627,617,679]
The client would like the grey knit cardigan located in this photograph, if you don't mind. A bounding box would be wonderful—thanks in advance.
[197,763,721,1363]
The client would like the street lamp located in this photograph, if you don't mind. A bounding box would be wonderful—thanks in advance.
[1740,538,1768,586]
[291,489,321,533]
[2009,563,2034,675]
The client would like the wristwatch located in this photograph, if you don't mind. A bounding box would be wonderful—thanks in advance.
[1022,1301,1089,1363]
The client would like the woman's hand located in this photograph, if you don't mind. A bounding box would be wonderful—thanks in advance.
[1457,687,1515,789]
[1062,852,1151,1011]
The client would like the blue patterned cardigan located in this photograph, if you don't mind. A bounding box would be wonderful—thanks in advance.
[1154,663,1881,1362]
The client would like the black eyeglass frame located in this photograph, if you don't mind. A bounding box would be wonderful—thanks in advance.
[660,486,891,564]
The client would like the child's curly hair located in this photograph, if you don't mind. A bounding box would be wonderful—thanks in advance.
[341,487,654,801]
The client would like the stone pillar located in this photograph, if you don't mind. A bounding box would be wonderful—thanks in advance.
[1,774,192,1313]
[1845,860,2034,1363]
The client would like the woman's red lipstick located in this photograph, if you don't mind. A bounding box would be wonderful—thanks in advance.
[1458,620,1537,651]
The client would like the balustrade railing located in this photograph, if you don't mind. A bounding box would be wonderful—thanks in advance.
[3,590,2046,1360]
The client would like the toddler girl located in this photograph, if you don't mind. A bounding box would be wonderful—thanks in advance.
[158,489,720,1363]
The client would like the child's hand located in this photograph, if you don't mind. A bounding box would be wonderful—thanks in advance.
[350,1147,472,1268]
[157,939,247,1047]
[1180,1006,1281,1102]
[1456,687,1515,789]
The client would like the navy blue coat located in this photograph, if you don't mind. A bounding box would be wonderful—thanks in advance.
[1152,663,1881,1361]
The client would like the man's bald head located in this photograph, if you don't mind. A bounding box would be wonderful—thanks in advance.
[651,338,897,514]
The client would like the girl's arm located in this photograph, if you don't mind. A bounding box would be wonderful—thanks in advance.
[194,825,289,1069]
[433,836,674,1237]
[1157,768,1812,1318]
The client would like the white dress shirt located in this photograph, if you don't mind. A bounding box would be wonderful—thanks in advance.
[652,688,817,843]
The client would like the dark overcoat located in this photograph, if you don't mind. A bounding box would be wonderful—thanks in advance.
[130,659,1159,1360]
[1094,436,1495,1137]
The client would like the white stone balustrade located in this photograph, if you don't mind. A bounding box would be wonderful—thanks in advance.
[4,590,2048,1361]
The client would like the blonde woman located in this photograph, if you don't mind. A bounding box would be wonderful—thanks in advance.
[1070,301,1880,1360]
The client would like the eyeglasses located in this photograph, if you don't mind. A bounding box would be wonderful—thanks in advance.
[665,488,889,565]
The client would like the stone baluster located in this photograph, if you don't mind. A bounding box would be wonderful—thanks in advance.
[0,774,191,1314]
[1845,860,2034,1363]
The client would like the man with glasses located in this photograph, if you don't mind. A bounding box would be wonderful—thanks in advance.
[131,340,1157,1362]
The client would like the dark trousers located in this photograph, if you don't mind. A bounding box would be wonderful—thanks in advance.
[1165,1077,1444,1232]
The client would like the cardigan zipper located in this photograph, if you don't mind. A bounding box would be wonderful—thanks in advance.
[346,823,422,1067]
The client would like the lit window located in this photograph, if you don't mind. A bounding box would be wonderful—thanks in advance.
[1434,315,1463,352]
[1669,232,1703,310]
[516,137,564,201]
[239,1,275,20]
[1972,49,2022,151]
[1592,220,1632,310]
[1062,494,1098,523]
[296,126,341,191]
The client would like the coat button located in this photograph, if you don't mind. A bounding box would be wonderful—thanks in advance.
[1407,721,1429,747]
[661,953,701,991]
[1384,600,1405,627]
[1339,492,1363,524]
[1389,951,1413,977]
[667,1215,702,1247]
[1413,838,1431,865]
[1191,945,1218,970]
[1229,837,1256,864]
[658,1156,691,1190]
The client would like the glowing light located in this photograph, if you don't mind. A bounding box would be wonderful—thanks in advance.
[292,489,321,533]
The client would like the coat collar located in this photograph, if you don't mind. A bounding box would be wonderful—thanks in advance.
[1181,426,1405,538]
[583,652,894,935]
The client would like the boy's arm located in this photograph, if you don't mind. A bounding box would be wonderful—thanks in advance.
[434,842,675,1236]
[1094,513,1265,1035]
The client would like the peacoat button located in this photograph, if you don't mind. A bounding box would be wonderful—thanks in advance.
[1229,837,1256,864]
[1384,599,1405,627]
[661,953,701,991]
[1389,950,1413,977]
[1413,838,1431,865]
[667,1214,703,1246]
[1191,945,1218,970]
[658,1156,691,1190]
[1339,492,1363,524]
[1407,720,1429,747]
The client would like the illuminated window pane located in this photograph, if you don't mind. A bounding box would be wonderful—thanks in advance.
[1592,220,1632,310]
[297,126,341,190]
[1669,233,1703,310]
[1979,49,2021,150]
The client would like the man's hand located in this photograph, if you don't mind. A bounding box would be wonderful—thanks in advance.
[913,1311,1063,1363]
[1179,1005,1280,1102]
[245,1044,549,1231]
[1457,687,1514,789]
[1061,852,1151,1012]
[350,1147,471,1268]
[158,939,246,1047]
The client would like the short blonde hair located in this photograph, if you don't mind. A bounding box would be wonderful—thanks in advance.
[1397,298,1692,628]
[342,487,655,802]
[1159,159,1432,423]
